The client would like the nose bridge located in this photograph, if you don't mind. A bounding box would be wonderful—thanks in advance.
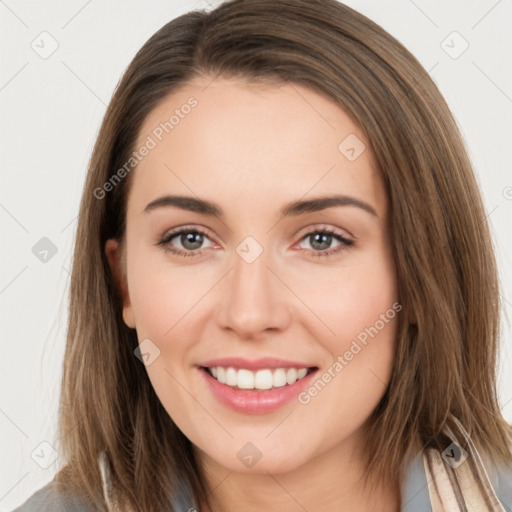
[217,238,291,337]
[232,242,270,300]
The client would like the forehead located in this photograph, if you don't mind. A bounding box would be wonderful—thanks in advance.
[129,76,386,218]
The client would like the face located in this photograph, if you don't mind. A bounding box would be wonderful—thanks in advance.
[106,76,399,476]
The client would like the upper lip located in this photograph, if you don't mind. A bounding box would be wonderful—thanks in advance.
[199,357,318,371]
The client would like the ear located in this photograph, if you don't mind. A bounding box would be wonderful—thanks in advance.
[105,239,136,329]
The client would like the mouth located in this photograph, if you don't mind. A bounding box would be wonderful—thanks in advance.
[200,365,318,391]
[197,356,320,414]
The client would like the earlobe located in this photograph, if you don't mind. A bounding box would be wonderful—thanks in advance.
[122,308,136,330]
[105,239,136,329]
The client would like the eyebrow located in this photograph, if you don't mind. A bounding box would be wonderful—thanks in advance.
[143,194,378,218]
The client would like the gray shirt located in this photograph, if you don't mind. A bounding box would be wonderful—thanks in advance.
[12,449,512,511]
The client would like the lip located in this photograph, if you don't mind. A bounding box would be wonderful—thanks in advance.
[199,356,317,371]
[198,366,319,414]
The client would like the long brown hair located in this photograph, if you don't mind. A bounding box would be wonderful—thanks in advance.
[54,0,512,510]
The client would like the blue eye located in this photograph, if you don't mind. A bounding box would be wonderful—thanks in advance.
[297,228,354,257]
[158,227,214,258]
[157,226,354,259]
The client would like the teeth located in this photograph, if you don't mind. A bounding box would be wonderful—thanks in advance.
[273,368,287,387]
[226,367,237,386]
[238,369,255,389]
[297,368,308,379]
[217,367,226,384]
[254,369,272,390]
[286,368,297,384]
[207,366,311,390]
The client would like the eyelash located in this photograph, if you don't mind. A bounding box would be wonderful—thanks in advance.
[157,225,355,259]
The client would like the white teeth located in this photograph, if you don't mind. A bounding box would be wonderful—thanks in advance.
[254,369,273,390]
[297,368,308,379]
[237,369,254,389]
[273,368,287,387]
[216,367,226,384]
[225,367,237,386]
[286,368,297,384]
[207,366,312,390]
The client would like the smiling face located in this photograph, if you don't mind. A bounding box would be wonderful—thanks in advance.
[106,76,399,477]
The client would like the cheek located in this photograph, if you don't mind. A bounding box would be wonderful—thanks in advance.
[292,252,398,350]
[126,254,204,419]
[332,274,398,349]
[127,249,209,339]
[295,259,399,422]
[295,248,399,411]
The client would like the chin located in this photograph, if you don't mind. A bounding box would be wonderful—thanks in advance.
[200,441,311,476]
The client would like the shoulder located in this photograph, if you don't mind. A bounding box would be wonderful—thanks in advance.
[11,481,97,512]
[400,446,512,511]
[423,446,512,511]
[483,453,512,510]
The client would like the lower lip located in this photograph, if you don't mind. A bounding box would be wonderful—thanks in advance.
[198,367,318,414]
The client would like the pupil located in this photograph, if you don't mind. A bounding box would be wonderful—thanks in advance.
[311,233,331,251]
[182,232,203,250]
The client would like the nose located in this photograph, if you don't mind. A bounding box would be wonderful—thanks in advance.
[216,245,293,339]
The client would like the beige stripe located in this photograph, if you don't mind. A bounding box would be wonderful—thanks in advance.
[98,450,120,511]
[424,448,462,511]
[451,419,506,509]
[423,417,507,511]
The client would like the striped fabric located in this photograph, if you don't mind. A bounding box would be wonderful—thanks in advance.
[97,417,512,511]
[424,417,509,511]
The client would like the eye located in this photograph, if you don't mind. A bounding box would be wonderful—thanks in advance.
[296,227,354,258]
[157,225,354,259]
[158,227,216,258]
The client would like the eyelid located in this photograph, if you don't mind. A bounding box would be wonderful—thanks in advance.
[158,223,355,258]
[159,223,353,245]
[160,224,215,242]
[293,223,354,243]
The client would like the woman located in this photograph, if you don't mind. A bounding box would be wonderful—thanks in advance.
[14,0,512,510]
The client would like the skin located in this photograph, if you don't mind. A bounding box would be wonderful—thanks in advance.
[106,76,401,511]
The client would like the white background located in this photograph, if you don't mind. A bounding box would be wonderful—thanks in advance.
[1,0,511,510]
